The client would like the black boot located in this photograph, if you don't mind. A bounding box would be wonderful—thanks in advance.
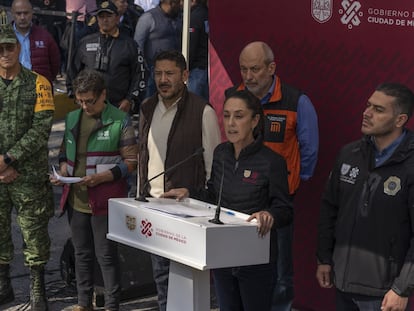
[0,264,14,305]
[30,265,49,311]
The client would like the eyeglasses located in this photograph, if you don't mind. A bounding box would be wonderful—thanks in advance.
[0,44,17,55]
[76,97,98,107]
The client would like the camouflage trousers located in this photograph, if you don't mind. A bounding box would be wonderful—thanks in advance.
[0,180,54,266]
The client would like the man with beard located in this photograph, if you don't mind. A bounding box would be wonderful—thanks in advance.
[138,50,221,311]
[317,83,414,311]
[134,0,182,98]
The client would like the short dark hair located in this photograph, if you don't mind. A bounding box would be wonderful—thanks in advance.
[72,69,106,97]
[154,50,187,71]
[224,89,265,137]
[376,82,414,120]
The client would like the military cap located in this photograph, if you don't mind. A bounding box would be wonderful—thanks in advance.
[0,24,17,44]
[96,1,119,15]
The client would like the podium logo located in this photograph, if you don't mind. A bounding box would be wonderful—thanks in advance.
[339,0,363,29]
[125,215,136,231]
[311,0,332,23]
[140,219,153,238]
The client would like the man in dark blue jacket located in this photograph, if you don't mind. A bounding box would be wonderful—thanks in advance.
[317,83,414,311]
[187,0,208,100]
[68,1,146,114]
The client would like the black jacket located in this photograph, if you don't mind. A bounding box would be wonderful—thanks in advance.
[317,131,414,297]
[194,136,293,262]
[189,3,208,70]
[68,31,146,109]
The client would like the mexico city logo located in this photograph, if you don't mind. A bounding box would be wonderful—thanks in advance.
[311,0,332,23]
[140,219,153,238]
[339,0,363,29]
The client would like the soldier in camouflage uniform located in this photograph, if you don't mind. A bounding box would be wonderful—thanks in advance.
[0,24,55,311]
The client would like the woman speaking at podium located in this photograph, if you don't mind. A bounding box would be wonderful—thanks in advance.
[162,90,292,311]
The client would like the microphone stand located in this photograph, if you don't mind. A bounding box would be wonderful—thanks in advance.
[135,170,164,202]
[209,160,224,224]
[136,147,204,202]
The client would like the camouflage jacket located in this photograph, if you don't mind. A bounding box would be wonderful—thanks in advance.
[0,66,55,182]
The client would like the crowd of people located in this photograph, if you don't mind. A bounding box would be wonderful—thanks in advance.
[0,1,414,311]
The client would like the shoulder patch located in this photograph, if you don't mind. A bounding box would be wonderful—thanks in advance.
[34,75,54,112]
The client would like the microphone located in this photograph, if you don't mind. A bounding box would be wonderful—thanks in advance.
[136,147,205,202]
[209,159,225,225]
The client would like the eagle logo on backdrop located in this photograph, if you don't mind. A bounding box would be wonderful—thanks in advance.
[311,0,332,23]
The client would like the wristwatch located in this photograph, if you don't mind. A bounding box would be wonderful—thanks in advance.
[3,154,12,165]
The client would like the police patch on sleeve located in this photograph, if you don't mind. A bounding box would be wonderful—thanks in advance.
[34,75,55,112]
[383,176,401,196]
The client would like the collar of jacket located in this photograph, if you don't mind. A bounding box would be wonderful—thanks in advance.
[225,134,264,159]
[69,102,116,133]
[100,27,120,38]
[142,86,189,117]
[361,129,414,164]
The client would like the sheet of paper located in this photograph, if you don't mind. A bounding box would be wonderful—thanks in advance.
[143,201,215,218]
[96,164,116,173]
[52,166,82,184]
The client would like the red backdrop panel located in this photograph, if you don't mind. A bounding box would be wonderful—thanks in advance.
[209,1,414,310]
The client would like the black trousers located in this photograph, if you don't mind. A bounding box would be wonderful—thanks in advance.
[213,263,277,311]
[69,208,121,310]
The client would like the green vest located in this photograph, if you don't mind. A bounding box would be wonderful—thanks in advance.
[64,103,127,176]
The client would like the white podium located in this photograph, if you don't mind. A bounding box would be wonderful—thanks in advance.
[107,198,270,311]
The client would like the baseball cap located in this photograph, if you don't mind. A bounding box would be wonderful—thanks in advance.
[96,1,119,15]
[0,24,17,44]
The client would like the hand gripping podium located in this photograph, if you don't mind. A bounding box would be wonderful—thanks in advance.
[107,198,270,311]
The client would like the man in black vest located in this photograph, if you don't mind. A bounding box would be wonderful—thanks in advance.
[138,50,221,311]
